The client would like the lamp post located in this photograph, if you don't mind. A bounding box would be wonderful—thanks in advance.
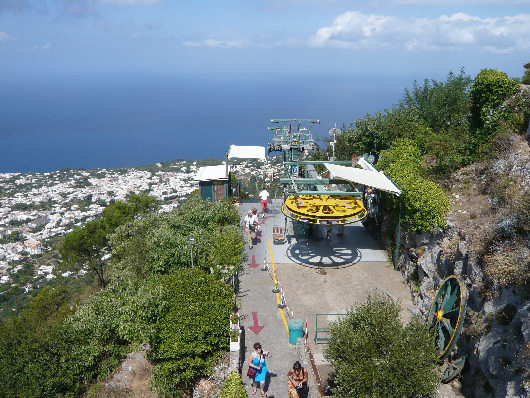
[329,125,342,161]
[189,236,195,269]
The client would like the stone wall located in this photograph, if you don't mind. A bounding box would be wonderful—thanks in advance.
[399,226,529,398]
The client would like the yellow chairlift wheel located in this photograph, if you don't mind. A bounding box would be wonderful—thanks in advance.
[282,195,367,225]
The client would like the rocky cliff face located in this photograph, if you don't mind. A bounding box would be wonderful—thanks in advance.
[400,229,528,398]
[397,133,529,398]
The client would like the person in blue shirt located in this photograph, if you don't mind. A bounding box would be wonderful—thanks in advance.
[248,342,272,396]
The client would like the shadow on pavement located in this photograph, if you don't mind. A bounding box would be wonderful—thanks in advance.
[286,240,362,268]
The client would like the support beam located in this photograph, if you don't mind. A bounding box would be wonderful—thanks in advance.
[283,160,352,165]
[394,197,403,270]
[294,191,362,197]
[279,178,353,185]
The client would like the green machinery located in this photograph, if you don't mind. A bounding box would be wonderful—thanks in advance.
[427,275,469,382]
[267,120,468,382]
[267,119,367,226]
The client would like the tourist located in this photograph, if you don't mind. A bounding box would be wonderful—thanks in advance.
[259,187,270,216]
[287,361,308,397]
[248,342,271,396]
[244,209,259,248]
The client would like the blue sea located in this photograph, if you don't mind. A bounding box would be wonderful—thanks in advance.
[0,72,408,173]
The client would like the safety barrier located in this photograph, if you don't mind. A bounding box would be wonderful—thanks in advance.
[269,259,294,318]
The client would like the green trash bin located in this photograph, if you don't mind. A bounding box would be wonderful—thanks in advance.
[288,318,305,345]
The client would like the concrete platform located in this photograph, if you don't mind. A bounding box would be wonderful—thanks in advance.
[237,199,415,396]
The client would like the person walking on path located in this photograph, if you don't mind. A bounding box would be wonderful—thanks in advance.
[244,210,259,248]
[287,361,309,398]
[248,342,272,396]
[259,188,270,216]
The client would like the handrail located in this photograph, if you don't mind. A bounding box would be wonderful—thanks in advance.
[315,313,346,344]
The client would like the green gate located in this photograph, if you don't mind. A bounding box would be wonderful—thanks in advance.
[314,313,346,344]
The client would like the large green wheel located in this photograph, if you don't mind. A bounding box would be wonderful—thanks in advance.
[427,275,468,360]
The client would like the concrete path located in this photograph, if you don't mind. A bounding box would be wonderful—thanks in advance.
[237,199,415,397]
[238,200,318,397]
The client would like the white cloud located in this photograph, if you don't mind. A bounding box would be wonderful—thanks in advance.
[309,11,530,53]
[0,31,13,41]
[27,42,52,51]
[183,38,251,49]
[99,0,162,5]
[182,32,301,49]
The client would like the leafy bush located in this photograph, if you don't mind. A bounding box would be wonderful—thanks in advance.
[149,269,232,396]
[377,139,450,232]
[0,286,73,397]
[0,193,243,398]
[57,285,132,393]
[333,70,472,174]
[471,69,520,129]
[404,69,472,134]
[324,294,439,398]
[335,105,430,163]
[110,196,244,277]
[221,371,247,398]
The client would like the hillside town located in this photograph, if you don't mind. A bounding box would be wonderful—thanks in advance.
[0,158,273,298]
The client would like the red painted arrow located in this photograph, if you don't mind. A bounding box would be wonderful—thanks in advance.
[248,312,264,334]
[248,255,260,268]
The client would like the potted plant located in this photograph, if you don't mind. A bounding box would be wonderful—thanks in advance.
[229,328,241,352]
[230,312,239,329]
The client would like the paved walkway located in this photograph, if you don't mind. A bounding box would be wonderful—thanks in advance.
[238,200,315,397]
[237,199,415,397]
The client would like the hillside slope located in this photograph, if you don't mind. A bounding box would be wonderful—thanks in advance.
[401,130,529,397]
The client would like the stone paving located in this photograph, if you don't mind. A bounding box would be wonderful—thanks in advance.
[237,199,415,397]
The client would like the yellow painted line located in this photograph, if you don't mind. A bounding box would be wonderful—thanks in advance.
[269,239,290,334]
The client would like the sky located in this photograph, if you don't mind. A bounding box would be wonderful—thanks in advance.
[1,0,530,82]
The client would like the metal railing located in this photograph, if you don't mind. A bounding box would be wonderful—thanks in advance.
[314,313,346,344]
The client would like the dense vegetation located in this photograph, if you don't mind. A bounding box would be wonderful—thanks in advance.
[321,66,529,235]
[325,294,440,397]
[0,194,244,397]
[220,371,248,398]
[1,64,528,397]
[377,138,450,233]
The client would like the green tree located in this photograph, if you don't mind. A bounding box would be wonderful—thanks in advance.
[103,200,135,233]
[9,230,21,242]
[150,269,232,396]
[0,286,72,398]
[128,192,159,214]
[470,68,520,129]
[402,70,472,173]
[103,193,159,233]
[325,294,439,398]
[60,219,108,287]
[403,69,472,133]
[335,105,430,163]
[110,196,244,278]
[60,194,159,287]
[377,139,450,232]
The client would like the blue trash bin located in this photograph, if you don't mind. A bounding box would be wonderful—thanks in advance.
[288,318,305,345]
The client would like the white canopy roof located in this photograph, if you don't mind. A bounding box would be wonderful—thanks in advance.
[325,163,401,196]
[194,164,228,182]
[227,145,266,160]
